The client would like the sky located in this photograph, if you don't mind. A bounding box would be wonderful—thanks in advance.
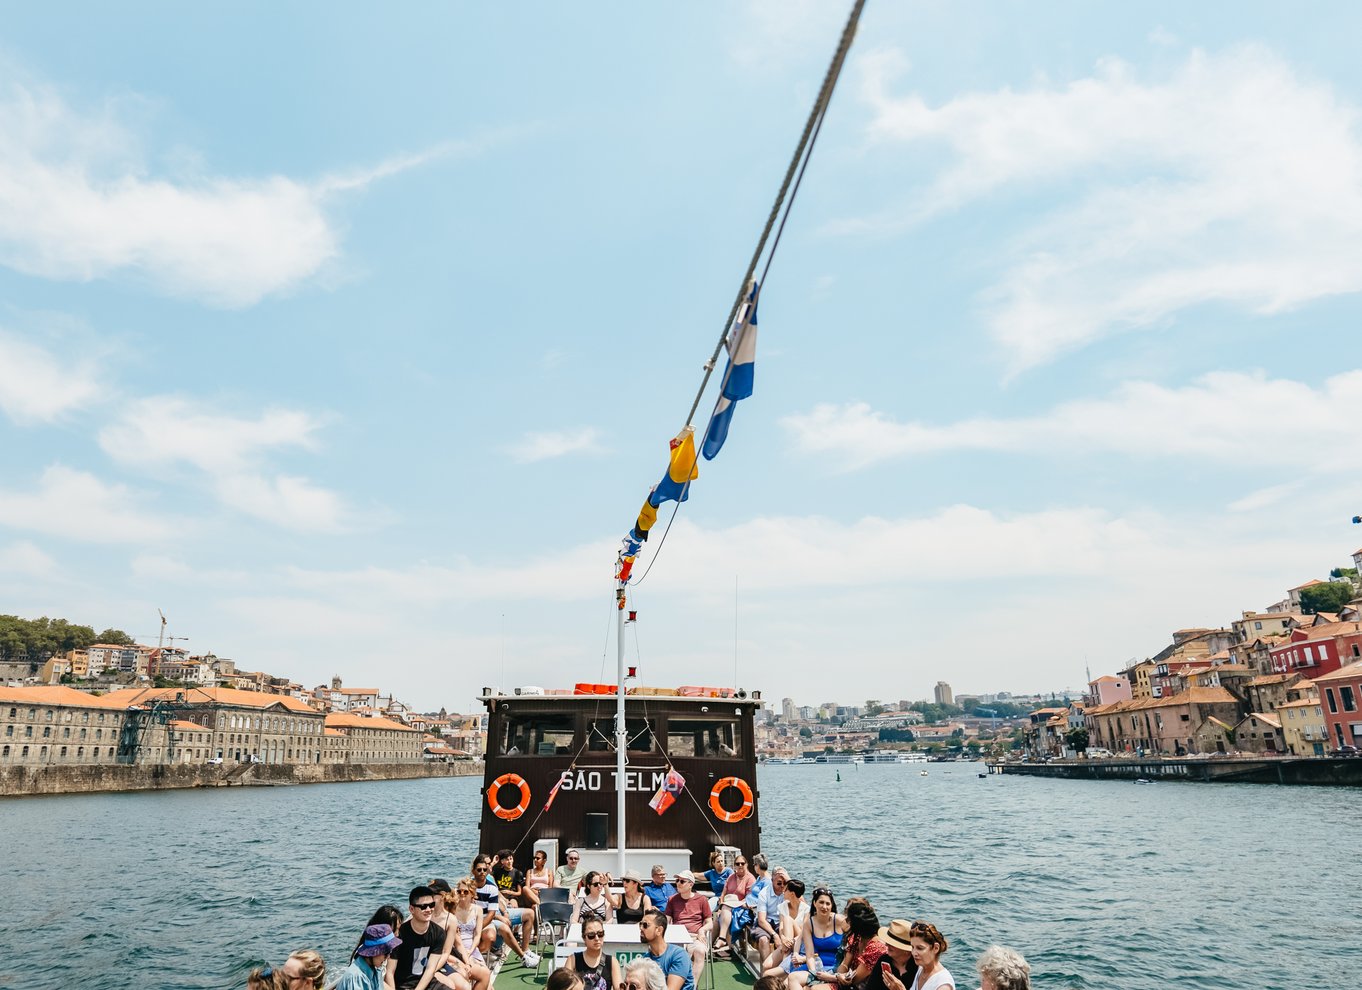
[3,2,1362,713]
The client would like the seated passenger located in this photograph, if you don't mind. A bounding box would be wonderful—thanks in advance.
[570,871,615,926]
[761,877,807,974]
[664,871,714,982]
[712,854,755,953]
[788,886,846,990]
[555,849,588,893]
[616,870,649,924]
[703,851,732,912]
[643,865,678,911]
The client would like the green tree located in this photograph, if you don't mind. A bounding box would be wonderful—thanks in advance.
[1329,567,1358,580]
[798,727,813,739]
[96,628,137,646]
[1066,727,1089,753]
[1300,581,1356,614]
[865,699,885,717]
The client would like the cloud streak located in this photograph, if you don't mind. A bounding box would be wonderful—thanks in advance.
[0,465,175,544]
[0,329,101,424]
[853,46,1362,369]
[506,427,606,464]
[784,369,1362,472]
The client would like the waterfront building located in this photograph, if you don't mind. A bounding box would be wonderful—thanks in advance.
[1314,661,1362,752]
[0,686,131,766]
[1085,687,1243,755]
[1088,674,1131,706]
[934,681,954,706]
[1231,712,1285,754]
[323,711,422,763]
[1121,659,1158,699]
[1268,622,1362,679]
[1276,694,1328,756]
[168,719,214,762]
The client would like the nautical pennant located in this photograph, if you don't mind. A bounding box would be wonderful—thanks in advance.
[701,280,758,460]
[647,426,700,508]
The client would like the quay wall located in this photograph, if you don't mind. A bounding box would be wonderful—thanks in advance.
[0,760,482,798]
[989,756,1362,786]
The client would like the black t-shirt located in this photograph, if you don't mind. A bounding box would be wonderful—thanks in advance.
[492,864,525,893]
[572,950,615,990]
[393,919,448,989]
[863,952,916,990]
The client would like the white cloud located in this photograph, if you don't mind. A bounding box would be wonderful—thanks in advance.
[0,329,101,423]
[99,396,324,474]
[0,540,57,578]
[506,427,606,464]
[0,465,174,543]
[783,369,1362,471]
[215,474,350,533]
[0,78,460,306]
[854,46,1362,368]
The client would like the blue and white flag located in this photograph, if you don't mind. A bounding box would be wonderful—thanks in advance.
[701,280,758,460]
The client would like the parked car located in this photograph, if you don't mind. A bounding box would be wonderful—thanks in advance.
[1086,747,1113,759]
[1332,745,1358,758]
[208,757,223,765]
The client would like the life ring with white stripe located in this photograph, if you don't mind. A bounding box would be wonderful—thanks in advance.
[709,776,754,823]
[488,773,532,820]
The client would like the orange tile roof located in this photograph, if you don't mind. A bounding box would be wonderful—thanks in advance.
[338,687,380,695]
[98,686,320,713]
[0,685,130,709]
[1288,579,1325,592]
[169,719,208,730]
[1311,660,1362,684]
[324,712,416,733]
[1275,698,1322,710]
[1241,712,1282,729]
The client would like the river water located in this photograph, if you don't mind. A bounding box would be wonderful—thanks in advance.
[0,765,1355,989]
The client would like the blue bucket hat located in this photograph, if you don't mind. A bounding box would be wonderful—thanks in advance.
[357,924,401,957]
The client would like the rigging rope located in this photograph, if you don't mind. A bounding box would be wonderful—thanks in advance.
[630,0,865,588]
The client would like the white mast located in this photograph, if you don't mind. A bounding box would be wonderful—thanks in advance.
[614,585,628,878]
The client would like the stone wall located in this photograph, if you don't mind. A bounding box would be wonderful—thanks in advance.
[0,759,481,797]
[990,756,1362,786]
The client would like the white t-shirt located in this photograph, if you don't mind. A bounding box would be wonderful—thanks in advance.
[778,900,809,933]
[912,967,954,990]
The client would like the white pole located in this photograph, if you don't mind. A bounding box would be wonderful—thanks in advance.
[615,584,628,879]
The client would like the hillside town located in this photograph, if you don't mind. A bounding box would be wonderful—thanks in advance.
[3,545,1361,775]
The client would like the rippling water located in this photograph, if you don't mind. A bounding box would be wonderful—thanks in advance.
[1,766,1357,989]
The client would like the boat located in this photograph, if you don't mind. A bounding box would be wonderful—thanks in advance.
[813,753,864,765]
[478,686,762,876]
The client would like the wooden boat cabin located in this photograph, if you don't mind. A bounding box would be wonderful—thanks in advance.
[478,685,762,875]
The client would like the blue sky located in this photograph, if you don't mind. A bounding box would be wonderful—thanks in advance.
[3,2,1362,711]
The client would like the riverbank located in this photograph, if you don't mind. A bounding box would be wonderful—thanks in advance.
[988,754,1362,785]
[0,758,481,798]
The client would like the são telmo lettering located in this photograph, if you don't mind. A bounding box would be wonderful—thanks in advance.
[557,769,669,792]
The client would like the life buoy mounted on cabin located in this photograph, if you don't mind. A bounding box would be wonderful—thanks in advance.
[487,773,532,821]
[708,776,754,823]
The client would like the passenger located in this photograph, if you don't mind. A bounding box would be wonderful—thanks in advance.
[333,924,401,990]
[711,853,755,952]
[862,920,917,990]
[703,852,732,912]
[556,849,588,893]
[761,877,807,974]
[350,906,404,963]
[526,849,555,893]
[638,909,694,990]
[569,916,622,990]
[788,886,845,990]
[974,946,1029,990]
[278,950,326,989]
[471,855,540,968]
[246,965,281,990]
[815,901,884,989]
[664,871,714,982]
[643,864,677,911]
[622,958,667,990]
[616,870,649,924]
[754,977,788,990]
[572,871,616,925]
[904,922,951,990]
[429,881,492,990]
[547,967,586,990]
[492,849,539,943]
[747,864,787,957]
[392,885,451,990]
[450,878,491,968]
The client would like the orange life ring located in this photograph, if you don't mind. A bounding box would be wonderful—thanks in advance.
[708,776,754,823]
[488,773,532,821]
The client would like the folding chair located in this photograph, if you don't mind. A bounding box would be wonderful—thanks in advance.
[538,886,571,905]
[535,900,575,977]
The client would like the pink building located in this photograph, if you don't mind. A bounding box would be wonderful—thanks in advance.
[1088,674,1132,706]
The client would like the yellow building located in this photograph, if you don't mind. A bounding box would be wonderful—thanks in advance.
[324,712,423,764]
[1276,697,1328,756]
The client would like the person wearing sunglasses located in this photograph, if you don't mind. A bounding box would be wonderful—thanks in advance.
[712,855,754,955]
[392,885,451,990]
[664,872,713,983]
[277,950,326,990]
[556,849,588,894]
[639,908,694,990]
[569,917,621,990]
[570,871,616,926]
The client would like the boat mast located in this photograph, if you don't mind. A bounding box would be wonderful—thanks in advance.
[615,584,627,878]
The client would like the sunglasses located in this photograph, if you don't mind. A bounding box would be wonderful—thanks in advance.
[625,983,646,990]
[412,902,436,910]
[585,931,605,939]
[734,861,747,866]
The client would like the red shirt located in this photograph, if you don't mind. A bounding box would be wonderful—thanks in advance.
[722,871,755,900]
[665,892,712,934]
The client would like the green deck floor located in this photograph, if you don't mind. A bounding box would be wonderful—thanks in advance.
[493,948,758,990]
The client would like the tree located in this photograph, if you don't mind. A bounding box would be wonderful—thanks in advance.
[1300,581,1356,615]
[1066,727,1089,754]
[96,628,137,647]
[1329,567,1358,580]
[865,699,885,717]
[798,727,813,740]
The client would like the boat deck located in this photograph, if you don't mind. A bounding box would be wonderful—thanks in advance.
[493,948,757,990]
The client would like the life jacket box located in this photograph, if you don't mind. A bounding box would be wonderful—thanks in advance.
[574,683,617,695]
[628,686,679,696]
[679,686,736,698]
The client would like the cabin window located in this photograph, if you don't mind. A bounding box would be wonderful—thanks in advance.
[666,718,741,758]
[499,713,576,755]
[587,718,658,753]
